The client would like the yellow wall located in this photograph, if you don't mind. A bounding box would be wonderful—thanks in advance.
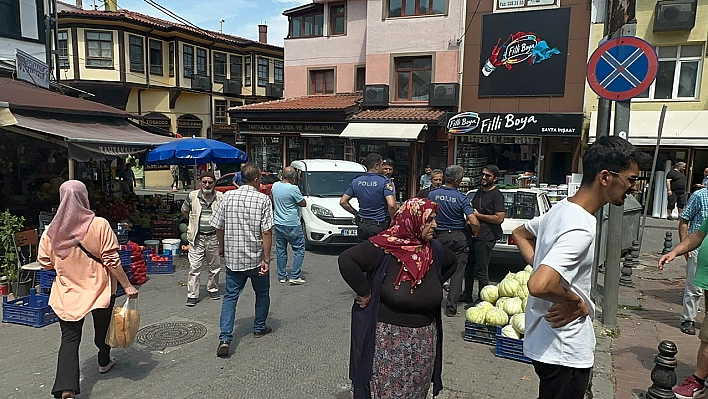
[585,0,708,113]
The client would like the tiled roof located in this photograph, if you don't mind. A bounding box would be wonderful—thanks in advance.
[351,107,446,122]
[58,8,282,50]
[231,94,362,111]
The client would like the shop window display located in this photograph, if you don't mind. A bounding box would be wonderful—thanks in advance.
[455,135,539,189]
[251,136,283,174]
[306,137,346,159]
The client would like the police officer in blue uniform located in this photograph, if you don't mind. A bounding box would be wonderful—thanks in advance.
[429,165,480,317]
[340,153,398,242]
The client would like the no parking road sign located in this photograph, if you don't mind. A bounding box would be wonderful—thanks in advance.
[587,36,658,101]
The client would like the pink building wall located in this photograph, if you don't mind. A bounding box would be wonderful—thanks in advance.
[283,0,464,98]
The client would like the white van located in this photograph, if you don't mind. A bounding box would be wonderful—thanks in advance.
[291,159,366,249]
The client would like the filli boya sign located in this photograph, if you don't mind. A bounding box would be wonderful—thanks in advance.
[479,8,571,97]
[447,112,582,137]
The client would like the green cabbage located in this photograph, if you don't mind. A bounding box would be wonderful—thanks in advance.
[495,297,509,310]
[515,283,529,299]
[498,276,520,298]
[479,285,499,304]
[485,308,509,326]
[466,306,487,324]
[501,324,521,339]
[502,297,523,316]
[514,270,531,285]
[510,313,525,335]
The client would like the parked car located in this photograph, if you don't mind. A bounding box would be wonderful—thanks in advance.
[466,188,551,262]
[291,159,367,250]
[214,172,280,196]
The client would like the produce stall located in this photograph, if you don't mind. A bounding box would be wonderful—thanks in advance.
[464,266,533,364]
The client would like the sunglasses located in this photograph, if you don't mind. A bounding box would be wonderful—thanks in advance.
[608,170,639,185]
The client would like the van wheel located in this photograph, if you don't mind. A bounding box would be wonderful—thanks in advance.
[302,220,313,251]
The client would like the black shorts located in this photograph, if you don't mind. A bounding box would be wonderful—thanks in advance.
[668,192,687,209]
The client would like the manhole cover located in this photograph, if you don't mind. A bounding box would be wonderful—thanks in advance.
[136,322,207,350]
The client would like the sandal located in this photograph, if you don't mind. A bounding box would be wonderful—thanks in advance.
[98,358,115,374]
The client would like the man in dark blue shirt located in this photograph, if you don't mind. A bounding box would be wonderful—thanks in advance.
[340,153,398,242]
[429,165,480,317]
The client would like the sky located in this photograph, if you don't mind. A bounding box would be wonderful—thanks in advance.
[101,0,311,47]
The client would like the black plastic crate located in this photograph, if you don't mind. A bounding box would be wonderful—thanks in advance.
[463,321,496,346]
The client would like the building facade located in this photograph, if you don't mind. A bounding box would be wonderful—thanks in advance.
[457,0,591,188]
[55,2,284,184]
[585,0,708,195]
[231,0,465,200]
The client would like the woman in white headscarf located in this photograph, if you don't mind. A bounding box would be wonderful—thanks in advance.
[38,180,138,399]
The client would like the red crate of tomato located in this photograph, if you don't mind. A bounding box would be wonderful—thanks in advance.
[146,253,174,274]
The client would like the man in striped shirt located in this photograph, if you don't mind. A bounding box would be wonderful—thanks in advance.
[211,163,274,358]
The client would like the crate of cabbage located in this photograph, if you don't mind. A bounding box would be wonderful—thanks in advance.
[464,266,532,351]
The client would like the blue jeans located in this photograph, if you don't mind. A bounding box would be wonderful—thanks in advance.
[275,224,305,280]
[219,267,270,342]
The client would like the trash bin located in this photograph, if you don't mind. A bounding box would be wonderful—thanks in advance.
[597,195,643,266]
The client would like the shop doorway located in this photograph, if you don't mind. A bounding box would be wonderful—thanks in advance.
[691,150,708,189]
[546,152,572,185]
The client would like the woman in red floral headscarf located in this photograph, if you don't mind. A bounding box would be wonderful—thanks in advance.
[339,197,457,399]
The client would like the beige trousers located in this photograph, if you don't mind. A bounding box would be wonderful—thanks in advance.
[187,234,221,298]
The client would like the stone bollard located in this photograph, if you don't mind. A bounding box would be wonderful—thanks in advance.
[631,240,640,262]
[646,340,678,399]
[662,232,673,255]
[619,253,634,287]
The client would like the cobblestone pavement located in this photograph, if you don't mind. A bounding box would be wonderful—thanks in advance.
[1,245,542,399]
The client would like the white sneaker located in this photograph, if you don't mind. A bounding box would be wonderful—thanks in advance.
[290,278,305,285]
[279,279,287,283]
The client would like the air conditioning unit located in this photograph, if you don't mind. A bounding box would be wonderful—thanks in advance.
[653,0,696,32]
[224,78,242,95]
[191,74,211,91]
[266,83,283,98]
[362,84,389,107]
[428,83,459,108]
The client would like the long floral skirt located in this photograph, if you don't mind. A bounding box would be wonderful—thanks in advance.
[369,321,437,399]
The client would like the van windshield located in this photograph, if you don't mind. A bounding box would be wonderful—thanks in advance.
[303,171,365,197]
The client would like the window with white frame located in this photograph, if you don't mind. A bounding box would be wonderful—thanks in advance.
[636,44,703,100]
[57,30,69,68]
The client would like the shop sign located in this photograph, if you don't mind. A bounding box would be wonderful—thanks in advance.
[141,118,171,127]
[16,49,49,89]
[447,112,582,136]
[496,0,558,12]
[237,121,346,135]
[479,8,571,97]
[212,124,237,133]
[177,120,203,128]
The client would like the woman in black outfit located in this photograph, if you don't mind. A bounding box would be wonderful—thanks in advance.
[339,197,457,399]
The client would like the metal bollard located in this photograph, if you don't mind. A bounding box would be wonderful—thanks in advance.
[619,253,634,287]
[646,340,678,399]
[662,232,673,255]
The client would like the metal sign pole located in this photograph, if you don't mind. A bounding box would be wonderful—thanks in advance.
[638,105,668,247]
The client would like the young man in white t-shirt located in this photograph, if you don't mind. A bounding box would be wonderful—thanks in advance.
[512,136,651,399]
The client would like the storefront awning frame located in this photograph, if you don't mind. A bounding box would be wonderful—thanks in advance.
[587,110,708,146]
[339,123,428,141]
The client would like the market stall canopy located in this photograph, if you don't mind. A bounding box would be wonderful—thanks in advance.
[588,110,708,146]
[146,137,248,165]
[0,77,132,118]
[340,123,428,141]
[10,113,175,162]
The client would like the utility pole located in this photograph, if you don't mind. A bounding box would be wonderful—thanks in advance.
[601,23,637,329]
